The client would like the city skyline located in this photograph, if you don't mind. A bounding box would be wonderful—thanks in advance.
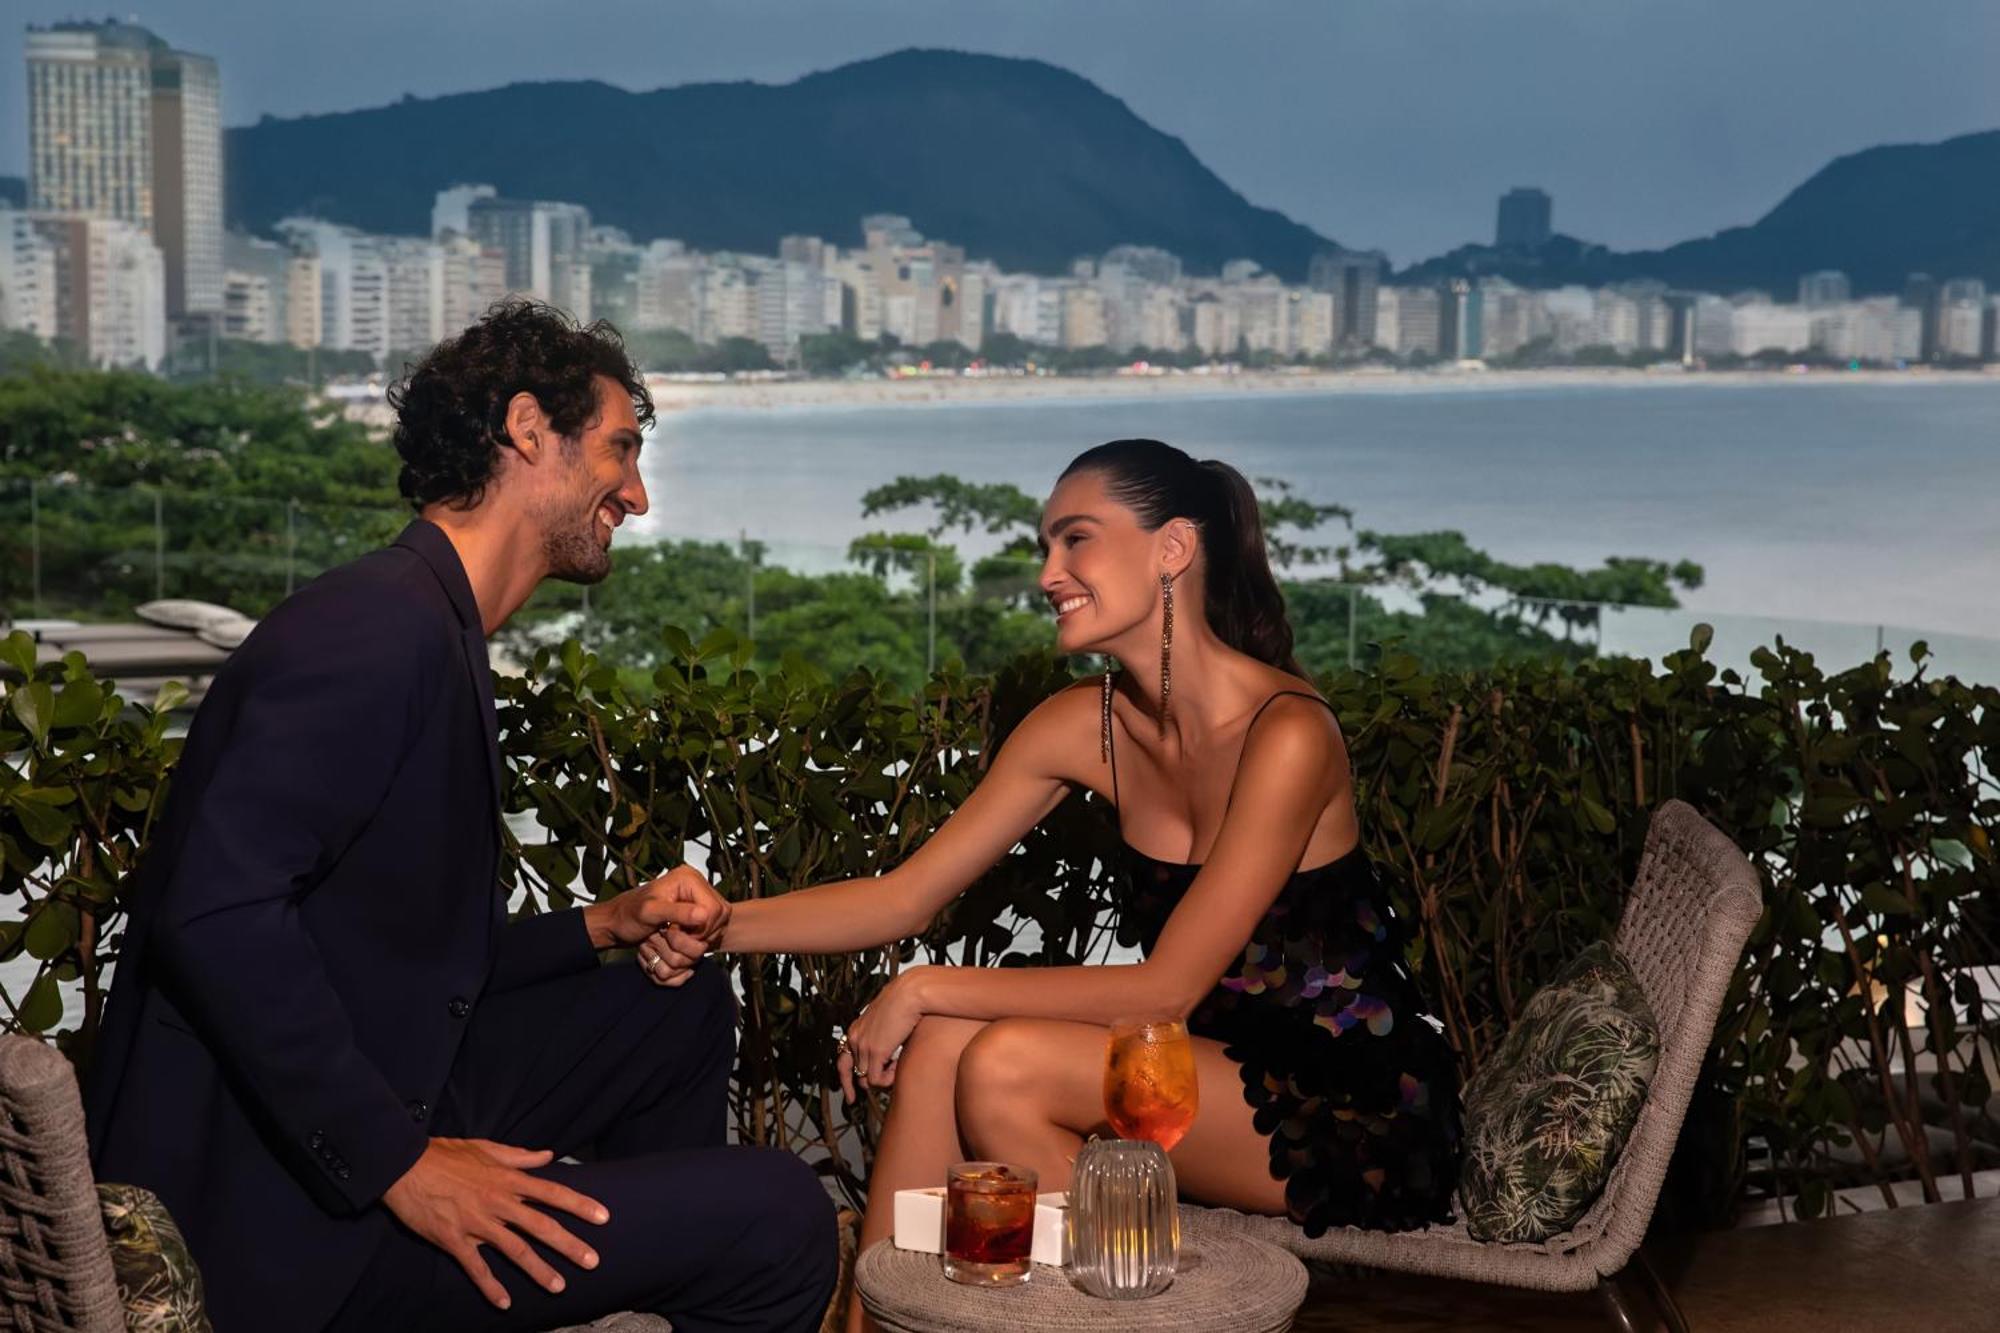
[6,1,1999,264]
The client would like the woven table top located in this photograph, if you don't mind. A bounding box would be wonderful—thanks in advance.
[856,1207,1308,1332]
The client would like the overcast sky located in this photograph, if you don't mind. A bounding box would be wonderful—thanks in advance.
[9,0,1997,263]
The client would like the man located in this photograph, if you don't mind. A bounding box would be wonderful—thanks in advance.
[85,300,836,1332]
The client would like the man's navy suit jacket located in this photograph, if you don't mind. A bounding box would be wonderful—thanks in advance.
[85,520,600,1332]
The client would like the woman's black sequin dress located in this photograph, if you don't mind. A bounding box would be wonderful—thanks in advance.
[1109,692,1463,1235]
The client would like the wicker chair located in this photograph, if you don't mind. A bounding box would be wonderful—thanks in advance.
[1199,799,1764,1330]
[0,1037,125,1332]
[0,1034,670,1333]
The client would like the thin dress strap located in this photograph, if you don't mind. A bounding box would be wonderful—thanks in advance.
[1243,689,1337,733]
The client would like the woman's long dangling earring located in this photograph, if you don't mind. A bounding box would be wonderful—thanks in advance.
[1158,572,1174,738]
[1100,663,1115,764]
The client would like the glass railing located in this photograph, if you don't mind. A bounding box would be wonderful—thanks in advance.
[7,480,1999,689]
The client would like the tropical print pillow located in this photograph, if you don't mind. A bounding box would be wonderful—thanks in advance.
[1459,941,1660,1243]
[98,1182,212,1333]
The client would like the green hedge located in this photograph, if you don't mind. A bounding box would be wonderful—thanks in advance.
[3,626,1995,1223]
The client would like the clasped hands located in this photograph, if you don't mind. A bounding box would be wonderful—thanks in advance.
[581,863,733,985]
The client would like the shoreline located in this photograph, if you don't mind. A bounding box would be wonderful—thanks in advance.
[331,364,2000,428]
[641,364,2000,415]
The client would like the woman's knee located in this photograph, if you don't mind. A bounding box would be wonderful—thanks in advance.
[953,1018,1043,1110]
[900,1015,984,1079]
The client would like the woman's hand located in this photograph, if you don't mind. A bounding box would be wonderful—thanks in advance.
[839,968,933,1101]
[618,867,732,987]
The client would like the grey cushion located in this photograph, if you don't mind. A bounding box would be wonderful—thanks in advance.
[134,599,250,633]
[1458,941,1661,1243]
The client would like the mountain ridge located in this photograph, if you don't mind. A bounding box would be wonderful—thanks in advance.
[225,49,1340,279]
[1399,127,2000,294]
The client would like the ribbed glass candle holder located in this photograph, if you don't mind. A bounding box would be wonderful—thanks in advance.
[1064,1137,1180,1299]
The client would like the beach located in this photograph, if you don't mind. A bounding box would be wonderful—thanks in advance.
[635,364,2000,415]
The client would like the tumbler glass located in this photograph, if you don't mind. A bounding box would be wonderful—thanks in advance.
[943,1162,1037,1286]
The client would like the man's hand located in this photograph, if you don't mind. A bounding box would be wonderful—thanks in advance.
[584,865,732,987]
[381,1138,609,1310]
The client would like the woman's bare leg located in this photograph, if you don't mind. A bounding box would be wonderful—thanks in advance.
[953,1017,1288,1215]
[845,1015,987,1333]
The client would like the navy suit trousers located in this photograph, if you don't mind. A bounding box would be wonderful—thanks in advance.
[325,959,837,1332]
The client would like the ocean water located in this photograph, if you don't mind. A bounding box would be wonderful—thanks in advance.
[633,378,2000,649]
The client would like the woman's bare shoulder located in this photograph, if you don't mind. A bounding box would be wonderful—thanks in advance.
[994,677,1101,772]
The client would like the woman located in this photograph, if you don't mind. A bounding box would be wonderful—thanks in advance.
[643,440,1461,1325]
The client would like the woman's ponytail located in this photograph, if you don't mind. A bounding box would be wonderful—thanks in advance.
[1196,458,1305,678]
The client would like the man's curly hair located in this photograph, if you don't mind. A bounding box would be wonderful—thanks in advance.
[388,299,655,511]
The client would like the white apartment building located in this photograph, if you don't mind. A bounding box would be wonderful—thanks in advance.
[1536,286,1595,354]
[380,236,446,355]
[17,213,167,367]
[221,232,295,343]
[1591,289,1641,353]
[1729,301,1814,356]
[0,210,61,341]
[1810,299,1923,363]
[278,218,388,358]
[222,269,275,342]
[1938,280,1987,360]
[827,251,887,341]
[635,241,700,335]
[1375,285,1442,359]
[991,275,1063,346]
[1133,285,1187,353]
[1061,284,1107,349]
[1230,277,1290,355]
[439,233,508,335]
[1476,278,1548,360]
[1288,288,1336,359]
[754,259,841,358]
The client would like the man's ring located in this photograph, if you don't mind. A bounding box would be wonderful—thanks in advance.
[837,1034,851,1055]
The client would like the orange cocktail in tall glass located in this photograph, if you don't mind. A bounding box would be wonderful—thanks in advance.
[1103,1019,1199,1151]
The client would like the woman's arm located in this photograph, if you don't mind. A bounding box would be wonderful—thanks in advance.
[844,697,1350,1084]
[717,684,1098,956]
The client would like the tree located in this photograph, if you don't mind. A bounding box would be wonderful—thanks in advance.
[708,337,776,374]
[0,369,402,620]
[625,329,704,373]
[979,331,1034,367]
[799,332,876,376]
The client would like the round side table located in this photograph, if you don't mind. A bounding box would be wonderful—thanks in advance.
[856,1206,1308,1332]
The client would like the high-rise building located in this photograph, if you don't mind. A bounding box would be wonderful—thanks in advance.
[466,196,593,318]
[1938,278,1987,360]
[1495,188,1552,250]
[1307,249,1384,347]
[1797,270,1850,307]
[26,20,222,319]
[1901,274,1941,361]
